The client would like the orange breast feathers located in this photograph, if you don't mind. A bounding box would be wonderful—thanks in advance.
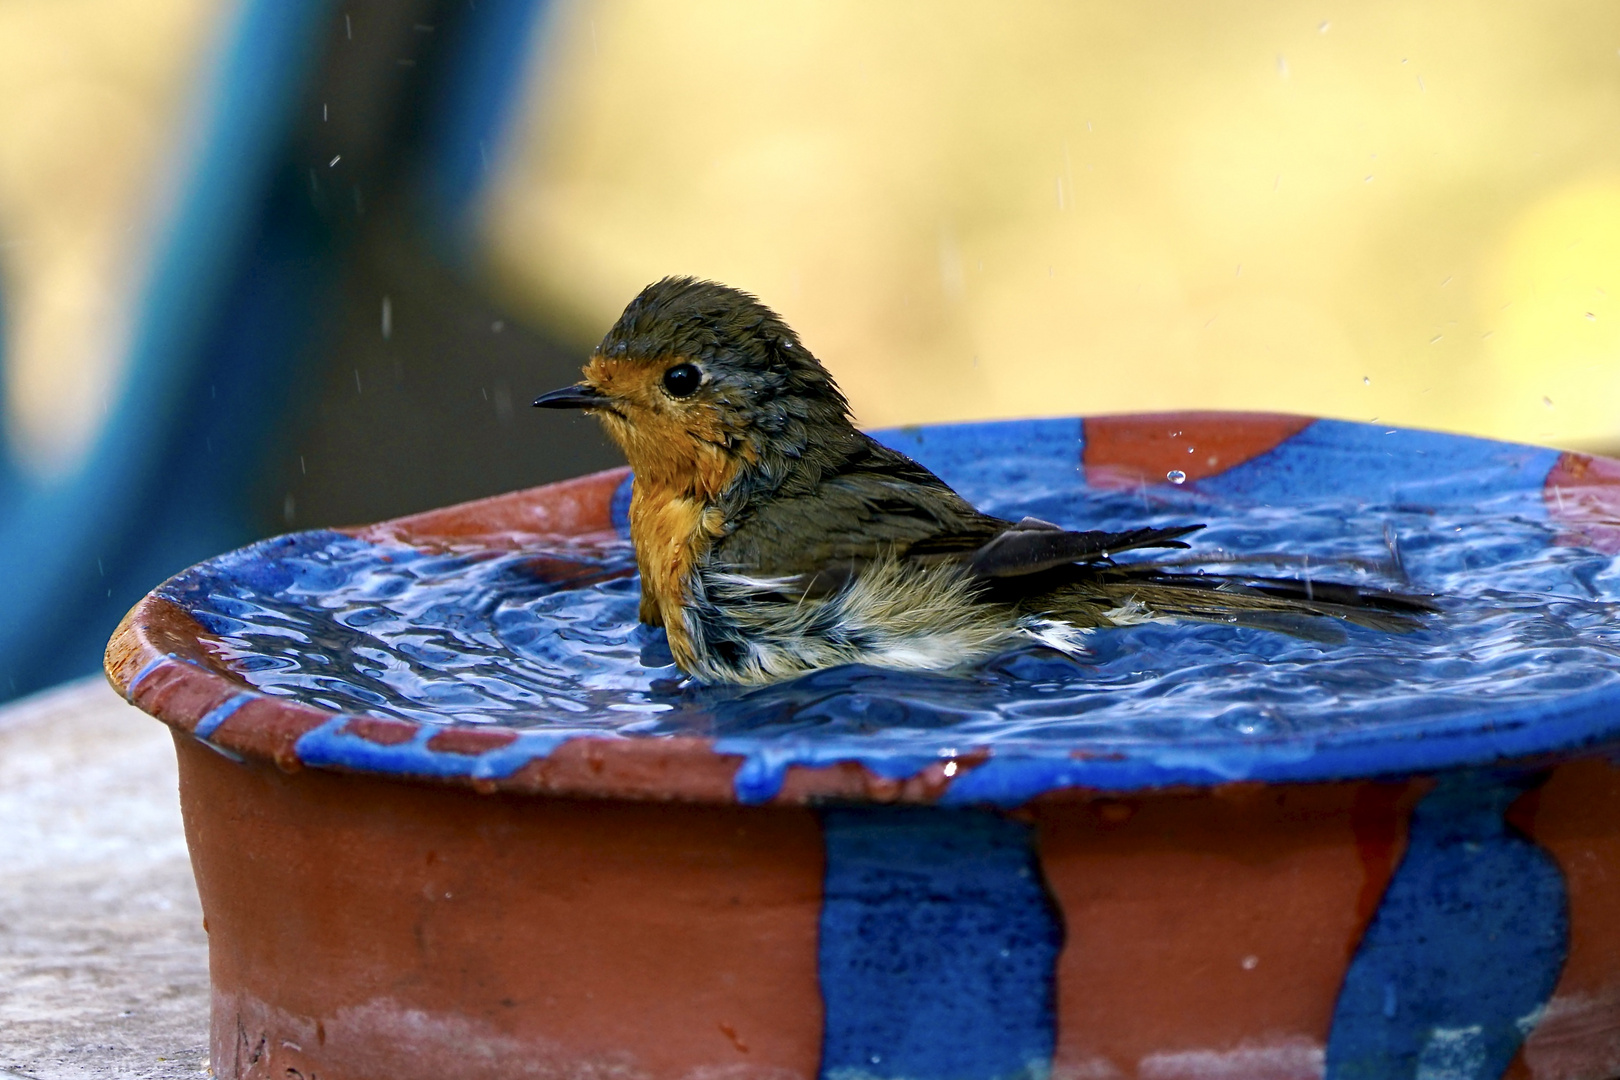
[578,353,747,661]
[628,481,727,662]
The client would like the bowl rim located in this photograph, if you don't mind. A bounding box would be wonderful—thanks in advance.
[105,410,1620,807]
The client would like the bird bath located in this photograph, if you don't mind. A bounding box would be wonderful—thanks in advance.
[108,412,1620,1080]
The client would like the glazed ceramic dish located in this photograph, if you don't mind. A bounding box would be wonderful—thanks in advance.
[108,412,1620,1080]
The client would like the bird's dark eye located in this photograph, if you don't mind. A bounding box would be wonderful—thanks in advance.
[662,363,702,398]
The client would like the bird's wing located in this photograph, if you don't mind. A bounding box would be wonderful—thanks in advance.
[713,481,1001,586]
[714,435,1203,592]
[963,518,1203,578]
[712,438,1003,576]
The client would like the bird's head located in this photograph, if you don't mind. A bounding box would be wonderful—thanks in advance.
[534,277,856,499]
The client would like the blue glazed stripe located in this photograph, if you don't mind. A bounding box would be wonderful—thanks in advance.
[193,692,253,739]
[293,716,577,780]
[1202,420,1562,514]
[931,683,1620,804]
[126,655,176,700]
[1324,774,1568,1079]
[817,808,1061,1080]
[725,740,942,804]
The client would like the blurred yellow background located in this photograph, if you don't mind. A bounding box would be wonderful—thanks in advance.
[0,0,223,476]
[484,0,1620,448]
[5,0,1620,480]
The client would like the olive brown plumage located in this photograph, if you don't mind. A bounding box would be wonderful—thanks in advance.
[534,277,1433,684]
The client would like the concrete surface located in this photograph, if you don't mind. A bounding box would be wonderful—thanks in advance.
[0,677,210,1079]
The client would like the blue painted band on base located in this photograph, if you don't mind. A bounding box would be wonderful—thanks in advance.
[817,807,1060,1080]
[1325,772,1568,1079]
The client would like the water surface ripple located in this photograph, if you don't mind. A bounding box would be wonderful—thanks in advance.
[158,470,1620,755]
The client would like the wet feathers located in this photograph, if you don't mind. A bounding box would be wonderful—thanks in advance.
[534,277,1433,685]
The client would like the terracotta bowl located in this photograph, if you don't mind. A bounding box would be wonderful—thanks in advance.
[107,413,1620,1080]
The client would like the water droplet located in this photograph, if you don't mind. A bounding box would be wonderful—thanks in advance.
[1319,20,1330,32]
[1242,954,1259,970]
[942,761,958,777]
[1187,446,1196,454]
[1363,376,1371,385]
[1543,396,1554,408]
[1167,470,1187,485]
[1587,312,1597,320]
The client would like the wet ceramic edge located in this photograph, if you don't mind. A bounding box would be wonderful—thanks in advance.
[106,413,1620,807]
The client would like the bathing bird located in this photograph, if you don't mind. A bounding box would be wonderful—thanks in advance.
[534,277,1432,685]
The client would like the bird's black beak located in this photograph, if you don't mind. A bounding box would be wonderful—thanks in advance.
[533,383,610,410]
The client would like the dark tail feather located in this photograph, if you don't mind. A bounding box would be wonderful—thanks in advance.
[1032,567,1438,637]
[1205,574,1438,617]
[1110,571,1438,635]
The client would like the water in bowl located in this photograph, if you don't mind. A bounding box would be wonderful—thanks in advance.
[156,465,1620,753]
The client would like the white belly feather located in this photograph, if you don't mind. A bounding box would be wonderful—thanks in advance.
[674,556,1091,685]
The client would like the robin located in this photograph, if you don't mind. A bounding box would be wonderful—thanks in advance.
[534,277,1431,685]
